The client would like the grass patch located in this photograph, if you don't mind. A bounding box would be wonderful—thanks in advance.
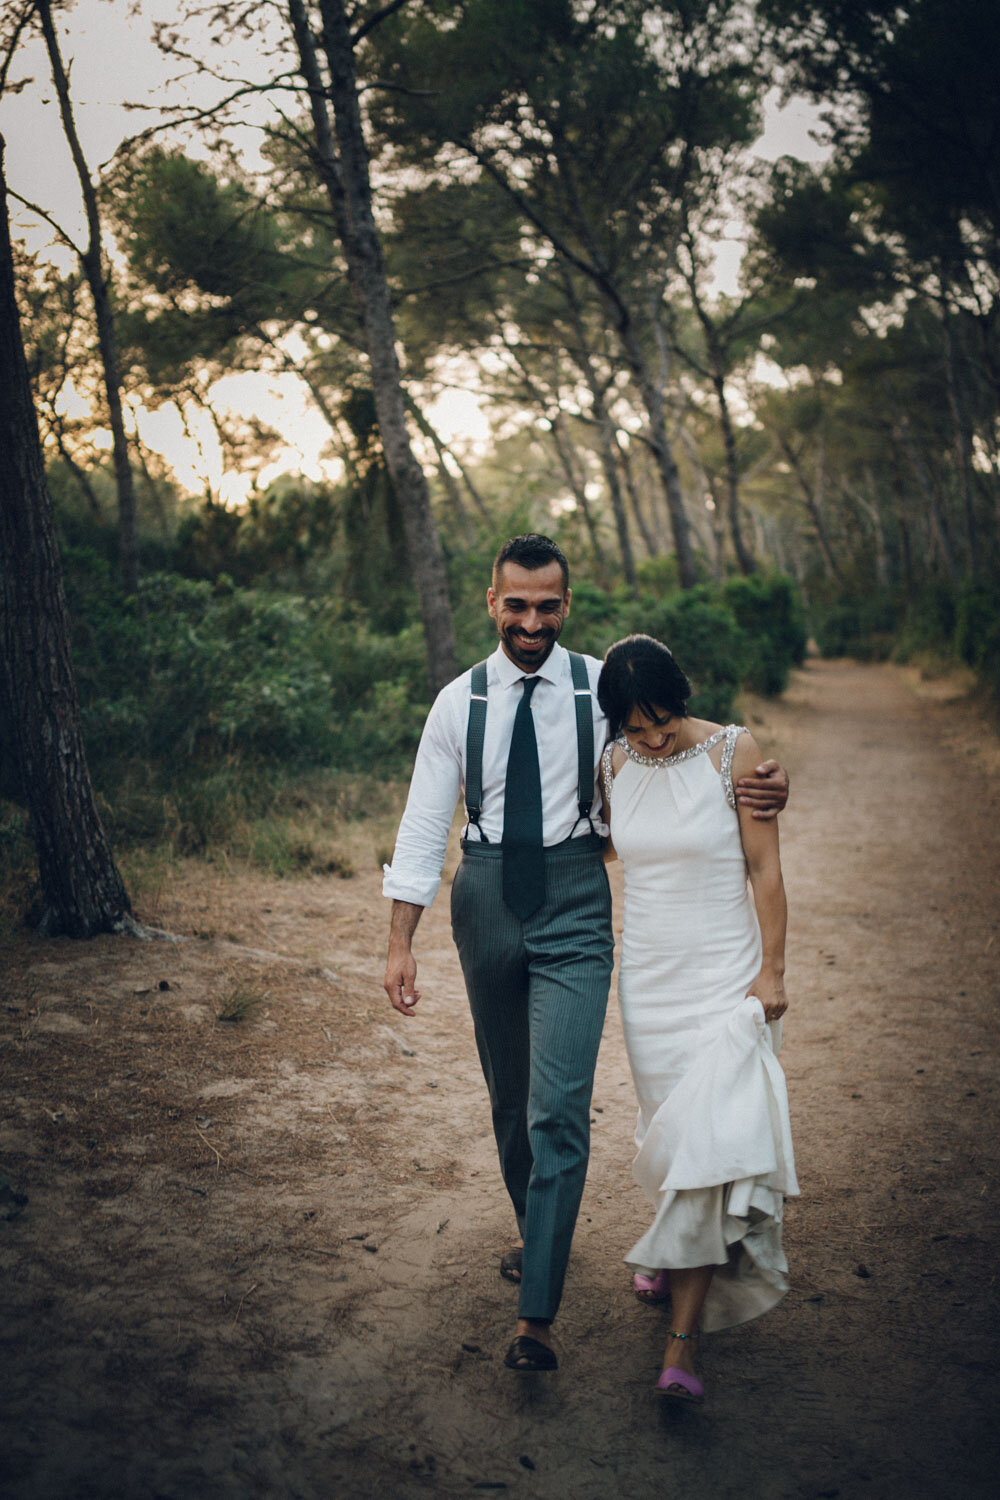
[0,766,405,930]
[216,981,268,1024]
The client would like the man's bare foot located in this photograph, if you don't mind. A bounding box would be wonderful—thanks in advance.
[516,1317,552,1348]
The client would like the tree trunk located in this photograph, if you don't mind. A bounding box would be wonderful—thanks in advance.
[290,0,457,693]
[405,394,475,543]
[712,370,756,576]
[0,138,131,937]
[561,279,639,586]
[549,412,609,582]
[893,415,959,585]
[615,317,698,586]
[777,431,842,582]
[939,301,977,574]
[681,249,756,575]
[614,431,659,558]
[36,0,140,595]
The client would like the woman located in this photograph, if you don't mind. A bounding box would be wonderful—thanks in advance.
[597,635,798,1403]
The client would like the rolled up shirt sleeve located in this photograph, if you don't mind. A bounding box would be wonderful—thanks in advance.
[381,684,464,909]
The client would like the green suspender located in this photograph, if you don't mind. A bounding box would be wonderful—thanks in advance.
[568,651,596,833]
[464,659,490,840]
[465,652,596,842]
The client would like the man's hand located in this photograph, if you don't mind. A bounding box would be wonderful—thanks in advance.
[384,900,425,1017]
[736,758,789,821]
[384,946,421,1017]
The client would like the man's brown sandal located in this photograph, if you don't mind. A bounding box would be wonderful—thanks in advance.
[499,1248,523,1284]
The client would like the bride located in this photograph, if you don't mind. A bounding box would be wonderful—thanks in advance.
[598,635,798,1403]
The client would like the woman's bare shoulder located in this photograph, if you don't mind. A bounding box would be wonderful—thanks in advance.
[731,727,765,775]
[609,741,627,776]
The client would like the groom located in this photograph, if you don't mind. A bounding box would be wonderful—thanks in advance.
[382,534,788,1370]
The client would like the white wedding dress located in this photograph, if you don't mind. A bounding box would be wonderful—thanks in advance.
[603,726,799,1332]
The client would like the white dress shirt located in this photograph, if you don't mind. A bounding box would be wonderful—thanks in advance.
[382,642,610,909]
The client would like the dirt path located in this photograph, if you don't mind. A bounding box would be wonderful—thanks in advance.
[2,661,999,1500]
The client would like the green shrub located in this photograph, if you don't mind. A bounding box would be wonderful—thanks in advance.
[623,588,750,722]
[813,590,898,660]
[954,582,1000,696]
[722,574,808,696]
[894,584,958,662]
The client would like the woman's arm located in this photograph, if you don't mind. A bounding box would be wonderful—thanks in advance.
[733,733,788,1022]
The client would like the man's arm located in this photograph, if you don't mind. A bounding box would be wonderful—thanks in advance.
[736,757,789,821]
[384,900,424,1018]
[381,684,464,1014]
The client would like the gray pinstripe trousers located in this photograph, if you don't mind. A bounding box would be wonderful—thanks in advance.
[450,833,614,1321]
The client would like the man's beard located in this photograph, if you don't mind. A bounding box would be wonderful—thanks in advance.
[499,620,561,669]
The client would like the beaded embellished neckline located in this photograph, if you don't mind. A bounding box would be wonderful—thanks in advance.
[615,728,727,770]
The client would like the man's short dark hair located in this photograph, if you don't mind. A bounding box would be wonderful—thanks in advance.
[493,534,570,594]
[597,634,692,736]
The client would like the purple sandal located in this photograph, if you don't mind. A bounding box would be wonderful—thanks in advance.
[633,1269,670,1303]
[655,1330,704,1402]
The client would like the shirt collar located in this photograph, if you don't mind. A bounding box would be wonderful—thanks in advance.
[491,640,567,690]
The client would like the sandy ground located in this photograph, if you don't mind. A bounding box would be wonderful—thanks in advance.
[1,659,999,1500]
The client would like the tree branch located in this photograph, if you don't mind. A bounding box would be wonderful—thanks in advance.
[0,0,35,99]
[6,189,84,259]
[352,0,411,45]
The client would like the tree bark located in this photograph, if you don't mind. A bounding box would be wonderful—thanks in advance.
[0,137,131,937]
[290,0,457,693]
[36,0,140,595]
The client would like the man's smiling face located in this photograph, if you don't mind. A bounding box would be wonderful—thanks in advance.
[487,560,571,672]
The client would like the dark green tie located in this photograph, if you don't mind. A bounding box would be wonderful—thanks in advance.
[502,676,545,918]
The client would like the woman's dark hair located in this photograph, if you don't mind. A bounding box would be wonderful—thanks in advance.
[493,533,570,593]
[597,634,692,736]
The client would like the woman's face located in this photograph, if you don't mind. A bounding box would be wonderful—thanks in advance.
[621,704,682,758]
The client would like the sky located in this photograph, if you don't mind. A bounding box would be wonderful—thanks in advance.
[2,0,831,503]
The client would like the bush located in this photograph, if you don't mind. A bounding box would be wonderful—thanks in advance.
[954,582,1000,697]
[722,574,808,696]
[813,589,898,660]
[623,588,750,722]
[46,554,436,808]
[894,583,958,662]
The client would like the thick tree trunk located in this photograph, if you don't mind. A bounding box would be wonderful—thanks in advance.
[36,0,140,595]
[291,0,457,694]
[0,139,131,937]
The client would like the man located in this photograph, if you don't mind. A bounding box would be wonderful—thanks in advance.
[382,534,788,1371]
